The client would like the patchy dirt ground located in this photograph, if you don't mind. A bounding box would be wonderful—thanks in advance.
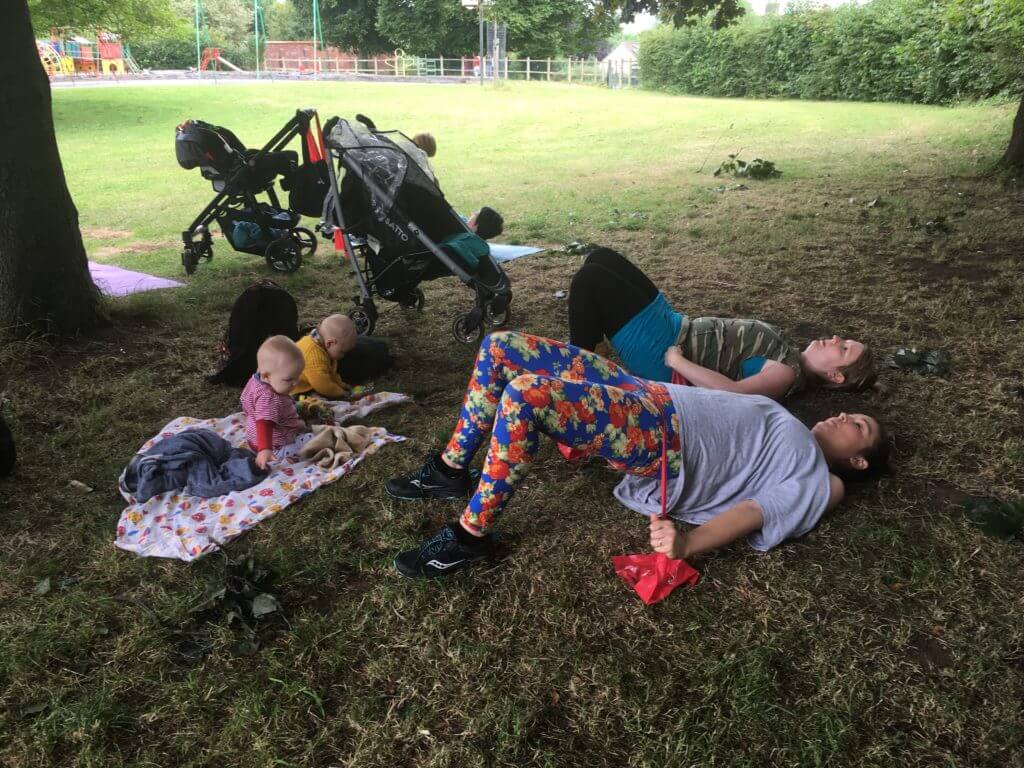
[2,92,1024,767]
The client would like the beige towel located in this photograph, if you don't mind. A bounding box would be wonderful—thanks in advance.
[298,424,387,469]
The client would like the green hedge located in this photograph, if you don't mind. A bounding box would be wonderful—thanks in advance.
[131,29,259,71]
[639,0,1024,104]
[130,31,195,70]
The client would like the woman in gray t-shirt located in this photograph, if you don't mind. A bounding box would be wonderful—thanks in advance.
[385,333,890,580]
[616,386,886,556]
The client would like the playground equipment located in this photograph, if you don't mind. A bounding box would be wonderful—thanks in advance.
[199,47,245,72]
[37,31,140,77]
[38,1,338,79]
[37,40,74,76]
[192,0,257,76]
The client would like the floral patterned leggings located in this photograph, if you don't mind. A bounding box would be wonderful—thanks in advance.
[442,332,682,534]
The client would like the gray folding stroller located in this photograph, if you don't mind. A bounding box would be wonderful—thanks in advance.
[320,114,512,344]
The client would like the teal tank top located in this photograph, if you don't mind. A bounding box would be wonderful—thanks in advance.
[610,293,684,382]
[740,356,767,379]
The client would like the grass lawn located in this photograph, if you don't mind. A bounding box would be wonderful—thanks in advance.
[2,81,1023,767]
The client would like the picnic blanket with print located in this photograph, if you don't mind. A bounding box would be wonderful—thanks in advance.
[115,392,409,561]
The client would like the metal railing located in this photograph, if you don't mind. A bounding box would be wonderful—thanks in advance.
[260,55,640,88]
[48,53,642,89]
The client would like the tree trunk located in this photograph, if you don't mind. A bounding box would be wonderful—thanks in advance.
[0,1,102,336]
[1000,94,1024,171]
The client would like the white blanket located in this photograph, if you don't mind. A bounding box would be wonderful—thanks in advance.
[115,392,409,561]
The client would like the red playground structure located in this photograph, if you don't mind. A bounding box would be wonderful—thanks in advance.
[199,47,245,72]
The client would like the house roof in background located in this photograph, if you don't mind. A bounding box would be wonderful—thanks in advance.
[602,41,639,61]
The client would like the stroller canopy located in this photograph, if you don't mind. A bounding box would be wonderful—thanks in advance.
[326,118,462,247]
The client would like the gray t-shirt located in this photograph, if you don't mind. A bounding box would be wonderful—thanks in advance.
[613,386,831,551]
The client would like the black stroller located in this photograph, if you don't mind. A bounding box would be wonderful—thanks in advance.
[320,115,512,344]
[175,108,330,275]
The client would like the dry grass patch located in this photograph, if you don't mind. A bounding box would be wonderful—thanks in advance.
[1,84,1023,768]
[92,241,173,259]
[80,227,131,239]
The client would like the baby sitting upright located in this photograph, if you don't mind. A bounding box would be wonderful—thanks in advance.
[242,335,309,470]
[291,314,358,399]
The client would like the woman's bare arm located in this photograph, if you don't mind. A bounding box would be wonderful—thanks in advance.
[650,500,765,560]
[664,347,795,401]
[651,478,847,560]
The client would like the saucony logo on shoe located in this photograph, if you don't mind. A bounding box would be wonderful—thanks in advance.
[425,558,465,570]
[409,478,450,490]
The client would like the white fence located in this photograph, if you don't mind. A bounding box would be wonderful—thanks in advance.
[260,55,641,88]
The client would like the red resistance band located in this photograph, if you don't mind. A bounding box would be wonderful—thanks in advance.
[333,229,351,260]
[659,420,669,519]
[304,112,326,163]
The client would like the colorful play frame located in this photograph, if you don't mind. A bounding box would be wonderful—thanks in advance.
[36,30,141,77]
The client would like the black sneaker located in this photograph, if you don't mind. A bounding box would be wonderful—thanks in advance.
[385,454,477,500]
[394,523,495,579]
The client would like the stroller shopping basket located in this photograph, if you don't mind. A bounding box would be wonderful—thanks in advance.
[217,206,300,255]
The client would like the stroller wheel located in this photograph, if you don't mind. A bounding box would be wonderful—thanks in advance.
[292,227,318,258]
[453,311,485,345]
[399,288,425,311]
[265,237,303,273]
[181,247,197,275]
[484,302,511,329]
[349,303,377,336]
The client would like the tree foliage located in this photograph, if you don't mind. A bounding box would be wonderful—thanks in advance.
[262,0,306,41]
[261,0,629,57]
[28,0,175,37]
[640,0,1024,104]
[375,0,477,55]
[291,0,393,54]
[31,0,271,68]
[129,0,268,70]
[492,0,618,57]
[599,0,745,29]
[171,0,252,45]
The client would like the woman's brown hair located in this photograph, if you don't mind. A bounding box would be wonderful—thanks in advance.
[835,345,878,391]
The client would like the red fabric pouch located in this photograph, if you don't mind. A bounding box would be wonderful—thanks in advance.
[611,417,699,604]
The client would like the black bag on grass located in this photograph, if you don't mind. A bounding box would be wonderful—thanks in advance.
[293,324,395,386]
[207,280,299,387]
[337,336,394,385]
[0,414,15,478]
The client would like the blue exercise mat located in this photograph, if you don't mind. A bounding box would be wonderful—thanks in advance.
[489,244,544,263]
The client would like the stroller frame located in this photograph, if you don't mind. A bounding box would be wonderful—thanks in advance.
[179,109,320,275]
[321,117,512,344]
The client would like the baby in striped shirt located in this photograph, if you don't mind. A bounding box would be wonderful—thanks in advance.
[241,335,309,470]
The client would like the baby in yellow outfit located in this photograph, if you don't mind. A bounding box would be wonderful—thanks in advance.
[291,314,358,398]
